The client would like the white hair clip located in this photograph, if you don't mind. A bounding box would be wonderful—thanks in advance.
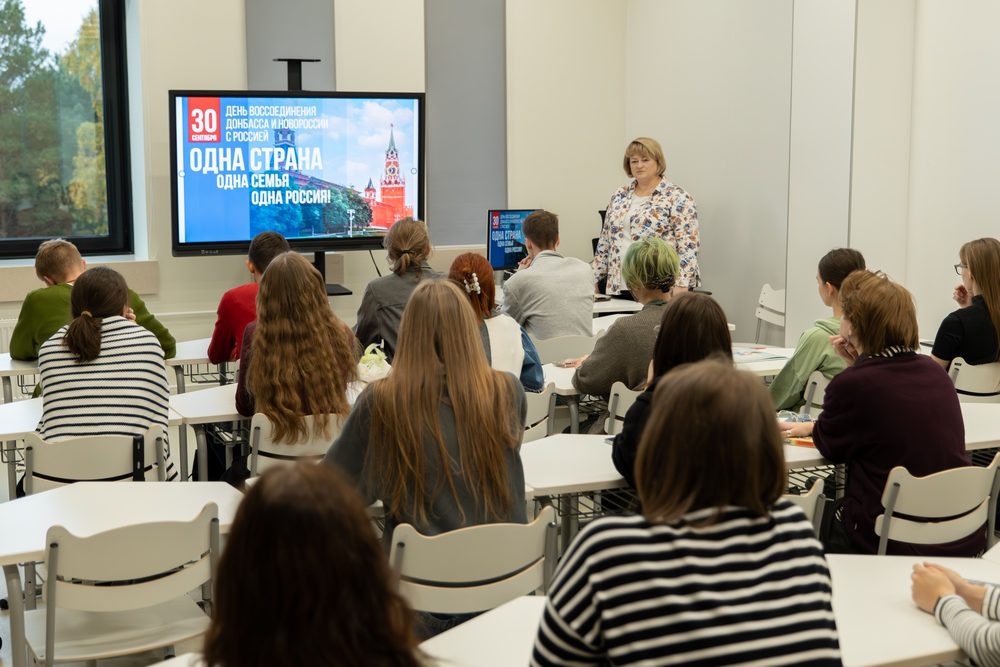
[463,272,482,295]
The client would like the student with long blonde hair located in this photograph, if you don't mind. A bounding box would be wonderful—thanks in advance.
[325,278,527,539]
[236,252,358,445]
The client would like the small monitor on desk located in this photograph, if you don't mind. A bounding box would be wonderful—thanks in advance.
[487,209,536,271]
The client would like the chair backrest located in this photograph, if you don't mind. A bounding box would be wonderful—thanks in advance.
[23,425,167,494]
[523,384,556,443]
[249,413,342,476]
[949,357,1000,403]
[800,370,831,418]
[875,452,1000,555]
[389,506,557,615]
[604,381,643,435]
[529,333,600,365]
[754,283,786,343]
[783,483,825,537]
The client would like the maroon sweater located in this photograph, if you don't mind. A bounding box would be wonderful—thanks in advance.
[813,352,981,556]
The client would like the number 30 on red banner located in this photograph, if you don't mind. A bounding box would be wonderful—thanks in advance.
[188,97,220,142]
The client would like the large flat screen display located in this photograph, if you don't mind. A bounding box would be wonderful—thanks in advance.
[487,209,536,271]
[169,90,424,256]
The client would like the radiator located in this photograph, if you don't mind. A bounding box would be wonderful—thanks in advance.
[0,318,15,354]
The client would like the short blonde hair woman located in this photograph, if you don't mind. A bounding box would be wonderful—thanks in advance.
[593,137,699,296]
[326,278,527,537]
[236,252,358,443]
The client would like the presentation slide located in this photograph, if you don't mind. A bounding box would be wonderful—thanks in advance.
[487,210,533,271]
[173,94,420,244]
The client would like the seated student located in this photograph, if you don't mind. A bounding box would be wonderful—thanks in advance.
[611,292,733,487]
[769,247,866,411]
[355,217,441,361]
[568,238,679,398]
[448,252,544,392]
[911,562,1000,667]
[35,266,174,482]
[931,237,1000,370]
[207,230,290,364]
[326,279,527,540]
[781,270,976,556]
[533,359,841,666]
[10,238,175,360]
[501,209,594,339]
[203,464,423,667]
[235,252,358,442]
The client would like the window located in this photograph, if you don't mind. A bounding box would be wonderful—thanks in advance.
[0,0,131,258]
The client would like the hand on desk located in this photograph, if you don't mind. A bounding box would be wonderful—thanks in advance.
[558,356,588,369]
[778,419,814,438]
[912,562,987,615]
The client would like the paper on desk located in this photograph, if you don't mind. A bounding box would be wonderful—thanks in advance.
[733,346,790,362]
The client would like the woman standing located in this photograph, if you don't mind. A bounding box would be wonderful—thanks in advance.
[593,137,699,296]
[931,237,1000,370]
[448,252,544,392]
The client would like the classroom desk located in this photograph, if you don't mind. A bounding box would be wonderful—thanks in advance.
[0,353,38,405]
[962,402,1000,451]
[0,482,243,667]
[421,596,546,667]
[592,297,643,315]
[828,554,1000,667]
[733,345,795,376]
[0,398,183,501]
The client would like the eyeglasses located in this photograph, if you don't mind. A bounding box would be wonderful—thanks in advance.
[955,263,968,276]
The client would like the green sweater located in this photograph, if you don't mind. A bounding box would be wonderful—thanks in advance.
[9,283,176,360]
[768,315,844,412]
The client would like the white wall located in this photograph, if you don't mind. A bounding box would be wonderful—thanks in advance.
[905,0,1000,337]
[626,0,794,340]
[505,0,627,264]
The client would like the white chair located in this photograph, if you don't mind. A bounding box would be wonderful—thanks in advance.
[754,283,786,343]
[523,384,556,443]
[949,357,1000,403]
[23,504,219,667]
[800,370,831,418]
[783,482,825,537]
[23,425,168,494]
[874,452,1000,555]
[389,506,557,615]
[603,381,642,435]
[529,333,600,365]
[248,413,342,476]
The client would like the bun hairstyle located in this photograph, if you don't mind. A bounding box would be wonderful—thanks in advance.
[63,266,129,362]
[621,237,680,294]
[384,218,431,277]
[448,252,496,321]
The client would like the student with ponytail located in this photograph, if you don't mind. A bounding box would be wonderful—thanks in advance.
[35,266,174,478]
[448,252,544,392]
[355,218,442,361]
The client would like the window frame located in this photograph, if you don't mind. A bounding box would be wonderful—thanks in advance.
[0,0,133,260]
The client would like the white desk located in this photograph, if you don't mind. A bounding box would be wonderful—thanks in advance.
[783,443,829,470]
[733,345,795,377]
[0,482,243,667]
[421,596,545,667]
[962,402,1000,451]
[592,297,643,315]
[0,353,38,404]
[165,337,234,395]
[828,554,1000,667]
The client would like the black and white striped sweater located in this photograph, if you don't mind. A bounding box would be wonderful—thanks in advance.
[532,500,841,666]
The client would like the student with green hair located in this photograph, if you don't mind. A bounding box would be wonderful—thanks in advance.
[568,238,680,407]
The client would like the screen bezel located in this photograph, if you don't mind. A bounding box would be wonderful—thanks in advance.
[168,89,425,257]
[487,209,536,271]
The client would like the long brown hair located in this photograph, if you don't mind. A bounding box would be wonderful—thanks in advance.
[448,252,496,321]
[385,217,431,276]
[840,270,919,355]
[652,292,732,379]
[203,464,422,667]
[63,266,129,362]
[247,253,358,443]
[961,238,1000,360]
[637,359,785,524]
[367,279,519,522]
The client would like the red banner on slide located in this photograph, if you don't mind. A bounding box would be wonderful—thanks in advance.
[188,97,221,142]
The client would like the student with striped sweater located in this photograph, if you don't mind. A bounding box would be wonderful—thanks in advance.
[532,359,841,666]
[35,266,174,481]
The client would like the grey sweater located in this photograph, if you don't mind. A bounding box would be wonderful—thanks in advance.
[572,301,668,397]
[354,262,441,361]
[324,377,528,541]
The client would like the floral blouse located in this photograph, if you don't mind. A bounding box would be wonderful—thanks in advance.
[592,178,700,295]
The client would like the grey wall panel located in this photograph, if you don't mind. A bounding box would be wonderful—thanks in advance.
[424,0,506,245]
[245,0,336,91]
